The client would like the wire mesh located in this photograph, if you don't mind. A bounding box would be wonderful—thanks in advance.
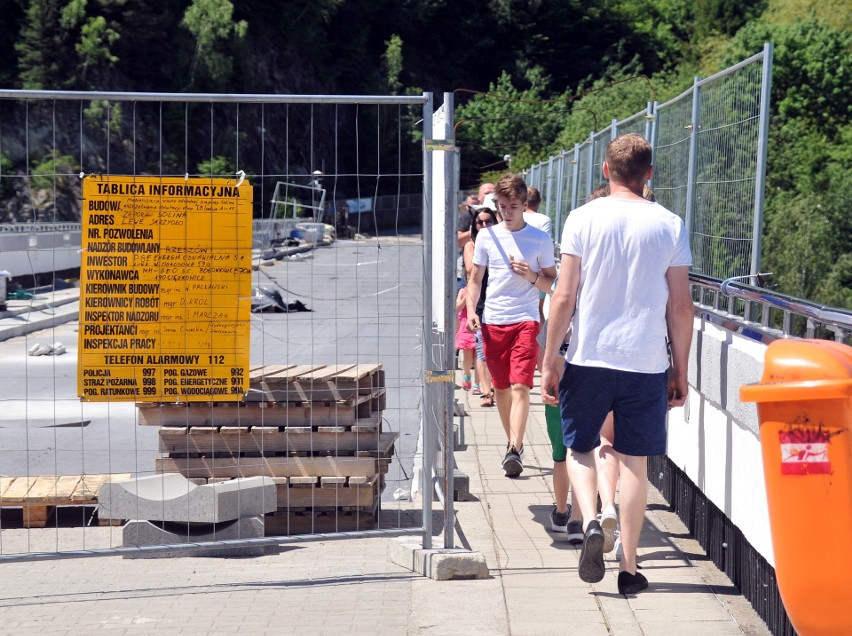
[522,49,770,281]
[692,62,764,279]
[0,92,430,559]
[653,93,693,223]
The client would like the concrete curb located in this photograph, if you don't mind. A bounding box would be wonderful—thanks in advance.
[388,538,489,581]
[0,291,80,342]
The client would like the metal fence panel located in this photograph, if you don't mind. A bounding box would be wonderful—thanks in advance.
[522,47,772,280]
[0,90,432,561]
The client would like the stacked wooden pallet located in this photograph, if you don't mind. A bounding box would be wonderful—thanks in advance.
[138,363,394,535]
[0,474,131,528]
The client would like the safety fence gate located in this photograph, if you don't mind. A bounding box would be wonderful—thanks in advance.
[0,89,460,562]
[526,44,773,282]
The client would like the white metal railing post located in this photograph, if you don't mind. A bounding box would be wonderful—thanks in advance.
[570,143,581,211]
[751,43,773,276]
[441,91,457,550]
[421,92,435,550]
[684,77,701,258]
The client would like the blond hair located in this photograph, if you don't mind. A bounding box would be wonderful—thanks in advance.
[605,133,652,186]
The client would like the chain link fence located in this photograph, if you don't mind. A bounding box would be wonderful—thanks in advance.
[527,44,773,281]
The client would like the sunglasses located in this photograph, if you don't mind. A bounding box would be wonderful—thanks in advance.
[475,218,495,226]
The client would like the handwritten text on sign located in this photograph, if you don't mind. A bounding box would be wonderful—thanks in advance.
[77,176,253,402]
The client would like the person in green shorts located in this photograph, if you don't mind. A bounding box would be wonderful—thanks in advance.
[538,282,583,542]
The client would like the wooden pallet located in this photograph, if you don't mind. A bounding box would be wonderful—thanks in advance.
[246,363,385,403]
[137,398,385,428]
[159,427,397,456]
[155,455,390,479]
[264,503,379,535]
[271,476,381,509]
[0,474,131,528]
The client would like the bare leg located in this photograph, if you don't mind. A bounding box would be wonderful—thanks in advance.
[553,460,569,513]
[462,348,475,384]
[616,454,648,574]
[476,358,492,395]
[595,412,619,511]
[565,449,598,530]
[509,383,530,449]
[494,387,512,440]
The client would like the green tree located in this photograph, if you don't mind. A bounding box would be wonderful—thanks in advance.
[15,0,72,89]
[182,0,248,87]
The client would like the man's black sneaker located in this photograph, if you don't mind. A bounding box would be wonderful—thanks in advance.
[502,447,523,477]
[550,505,571,532]
[617,570,649,595]
[578,520,605,583]
[566,520,584,545]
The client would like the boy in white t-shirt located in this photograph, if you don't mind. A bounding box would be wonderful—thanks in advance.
[466,174,557,477]
[542,134,694,595]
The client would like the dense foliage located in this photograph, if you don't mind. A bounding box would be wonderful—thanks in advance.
[0,0,848,305]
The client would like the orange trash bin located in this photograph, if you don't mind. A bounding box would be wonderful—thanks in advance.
[740,339,852,636]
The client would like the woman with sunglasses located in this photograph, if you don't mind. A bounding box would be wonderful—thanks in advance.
[463,208,498,406]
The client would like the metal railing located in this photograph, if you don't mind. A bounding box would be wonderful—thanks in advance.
[691,273,852,345]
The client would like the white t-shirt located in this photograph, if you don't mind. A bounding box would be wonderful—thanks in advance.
[524,211,552,235]
[560,196,691,373]
[473,222,555,325]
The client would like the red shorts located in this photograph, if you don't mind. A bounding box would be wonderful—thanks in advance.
[481,321,540,389]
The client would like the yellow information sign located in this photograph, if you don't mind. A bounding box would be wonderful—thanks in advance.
[77,176,253,402]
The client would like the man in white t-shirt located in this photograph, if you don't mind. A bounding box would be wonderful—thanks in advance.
[523,186,552,235]
[466,174,557,477]
[542,134,694,595]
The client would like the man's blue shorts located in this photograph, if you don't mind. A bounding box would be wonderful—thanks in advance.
[558,362,668,456]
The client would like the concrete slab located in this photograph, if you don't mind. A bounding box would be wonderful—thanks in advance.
[97,473,277,522]
[121,516,266,558]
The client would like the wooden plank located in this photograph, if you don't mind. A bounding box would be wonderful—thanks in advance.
[159,429,397,456]
[0,477,17,499]
[1,477,38,502]
[72,473,132,501]
[138,402,368,428]
[246,364,387,403]
[156,456,389,479]
[249,364,297,380]
[25,477,61,503]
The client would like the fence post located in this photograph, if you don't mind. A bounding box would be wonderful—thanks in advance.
[421,92,435,550]
[684,77,701,254]
[751,43,774,277]
[570,143,581,211]
[441,92,458,549]
[585,133,595,198]
[648,101,658,190]
[555,151,566,237]
[545,156,555,223]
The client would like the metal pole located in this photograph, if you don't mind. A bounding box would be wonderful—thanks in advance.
[442,92,457,550]
[555,152,566,238]
[545,156,555,225]
[421,92,434,550]
[585,133,595,199]
[570,144,581,210]
[751,43,773,276]
[684,78,701,252]
[647,102,658,190]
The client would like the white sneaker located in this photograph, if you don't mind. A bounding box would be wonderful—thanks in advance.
[599,507,618,553]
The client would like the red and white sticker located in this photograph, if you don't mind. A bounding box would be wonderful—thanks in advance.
[779,430,831,475]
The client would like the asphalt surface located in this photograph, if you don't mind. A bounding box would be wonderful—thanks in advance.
[0,236,425,501]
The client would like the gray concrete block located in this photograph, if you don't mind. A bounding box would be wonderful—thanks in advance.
[388,538,489,580]
[121,516,266,558]
[97,473,277,522]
